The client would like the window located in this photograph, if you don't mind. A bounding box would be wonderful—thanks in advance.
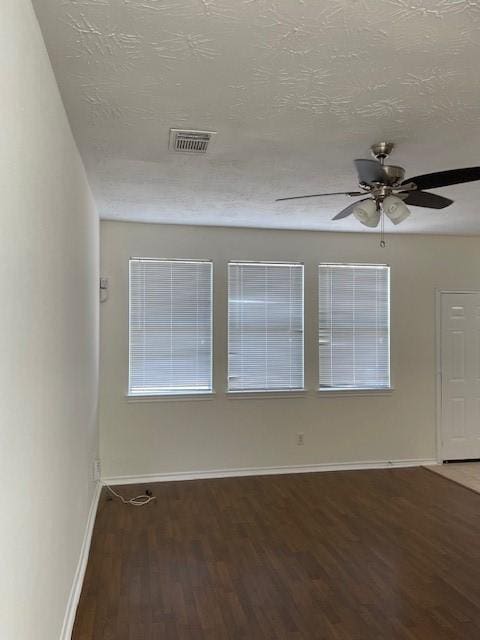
[318,264,390,390]
[228,261,304,392]
[129,258,213,396]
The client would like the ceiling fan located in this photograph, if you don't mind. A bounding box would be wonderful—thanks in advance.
[276,142,480,229]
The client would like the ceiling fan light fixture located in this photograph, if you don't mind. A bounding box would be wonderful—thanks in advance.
[383,195,411,225]
[352,199,380,227]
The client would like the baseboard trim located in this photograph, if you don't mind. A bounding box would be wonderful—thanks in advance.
[103,458,438,486]
[60,480,101,640]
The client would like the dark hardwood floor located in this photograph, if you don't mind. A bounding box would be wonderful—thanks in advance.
[73,468,480,639]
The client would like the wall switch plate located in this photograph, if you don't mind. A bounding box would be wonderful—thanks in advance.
[93,458,101,482]
[297,433,304,446]
[99,277,109,303]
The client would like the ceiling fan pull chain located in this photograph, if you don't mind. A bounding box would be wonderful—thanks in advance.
[380,204,386,248]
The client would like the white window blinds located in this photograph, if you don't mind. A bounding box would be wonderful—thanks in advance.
[318,264,390,390]
[228,262,304,392]
[129,259,213,396]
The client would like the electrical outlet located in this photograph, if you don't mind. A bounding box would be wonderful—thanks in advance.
[93,458,101,482]
[296,432,304,446]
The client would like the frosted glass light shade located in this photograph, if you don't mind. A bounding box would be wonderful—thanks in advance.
[353,199,380,227]
[383,195,411,225]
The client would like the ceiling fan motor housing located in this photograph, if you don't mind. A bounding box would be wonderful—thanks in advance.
[378,164,405,186]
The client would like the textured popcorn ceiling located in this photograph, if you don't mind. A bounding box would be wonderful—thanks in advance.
[33,0,480,233]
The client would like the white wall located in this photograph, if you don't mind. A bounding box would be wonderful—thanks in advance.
[100,221,480,480]
[0,2,99,639]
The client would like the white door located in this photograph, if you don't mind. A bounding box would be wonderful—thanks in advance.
[440,292,480,460]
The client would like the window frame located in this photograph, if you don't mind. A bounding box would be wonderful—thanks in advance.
[227,260,305,395]
[127,257,214,398]
[317,262,392,394]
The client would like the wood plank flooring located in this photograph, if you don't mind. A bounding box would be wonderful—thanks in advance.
[73,468,480,639]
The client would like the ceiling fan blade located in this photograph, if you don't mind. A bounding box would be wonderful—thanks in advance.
[275,191,363,202]
[332,199,369,220]
[402,191,453,209]
[354,159,387,185]
[402,167,480,191]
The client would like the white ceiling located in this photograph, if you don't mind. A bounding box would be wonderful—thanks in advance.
[33,0,480,233]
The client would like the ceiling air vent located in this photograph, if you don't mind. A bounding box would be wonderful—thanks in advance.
[169,129,216,154]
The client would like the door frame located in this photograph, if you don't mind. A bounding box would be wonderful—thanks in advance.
[435,289,480,463]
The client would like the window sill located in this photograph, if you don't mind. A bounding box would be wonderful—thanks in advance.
[126,392,215,403]
[317,387,394,398]
[226,390,307,399]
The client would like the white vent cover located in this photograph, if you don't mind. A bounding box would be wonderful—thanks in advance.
[169,129,216,153]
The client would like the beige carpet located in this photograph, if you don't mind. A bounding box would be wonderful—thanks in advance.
[426,462,480,494]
